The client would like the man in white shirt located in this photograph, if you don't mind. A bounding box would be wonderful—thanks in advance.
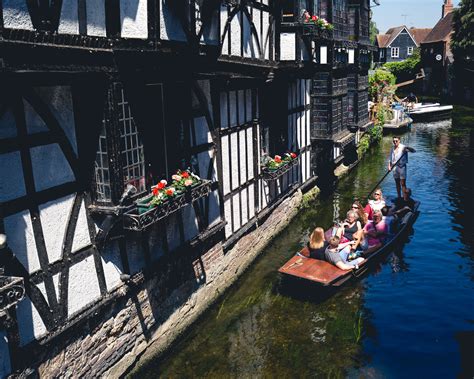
[388,137,416,198]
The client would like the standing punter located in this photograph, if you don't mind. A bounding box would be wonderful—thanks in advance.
[388,137,416,198]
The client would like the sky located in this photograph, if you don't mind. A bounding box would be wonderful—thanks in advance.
[372,0,461,33]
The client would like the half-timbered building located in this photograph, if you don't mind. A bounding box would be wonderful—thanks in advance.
[0,1,374,376]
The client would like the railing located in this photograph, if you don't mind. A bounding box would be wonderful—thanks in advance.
[123,180,212,232]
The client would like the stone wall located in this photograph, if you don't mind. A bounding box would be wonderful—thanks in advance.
[31,187,307,378]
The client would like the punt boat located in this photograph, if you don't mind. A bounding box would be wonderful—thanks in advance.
[278,202,420,287]
[408,103,453,122]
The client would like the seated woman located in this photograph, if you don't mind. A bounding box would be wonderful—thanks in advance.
[324,236,365,270]
[365,188,386,220]
[307,227,329,260]
[351,200,368,227]
[335,210,362,242]
[360,210,388,255]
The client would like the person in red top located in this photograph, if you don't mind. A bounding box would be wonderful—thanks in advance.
[361,210,388,255]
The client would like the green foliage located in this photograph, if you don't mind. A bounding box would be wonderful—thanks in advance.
[451,0,474,60]
[357,104,386,158]
[368,69,396,101]
[370,21,379,45]
[383,48,421,83]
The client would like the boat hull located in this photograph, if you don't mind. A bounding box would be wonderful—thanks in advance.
[409,105,453,122]
[278,202,420,287]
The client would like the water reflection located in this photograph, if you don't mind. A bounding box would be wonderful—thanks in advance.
[130,108,474,378]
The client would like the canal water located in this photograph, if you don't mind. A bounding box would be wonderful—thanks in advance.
[130,107,474,378]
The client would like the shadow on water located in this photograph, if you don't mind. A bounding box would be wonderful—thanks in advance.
[130,106,474,378]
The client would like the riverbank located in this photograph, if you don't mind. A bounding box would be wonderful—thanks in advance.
[128,107,474,378]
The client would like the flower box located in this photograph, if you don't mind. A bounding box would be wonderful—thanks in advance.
[261,154,299,180]
[123,180,212,231]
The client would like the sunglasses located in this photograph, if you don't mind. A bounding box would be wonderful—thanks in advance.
[393,139,399,143]
[374,193,381,196]
[352,205,359,209]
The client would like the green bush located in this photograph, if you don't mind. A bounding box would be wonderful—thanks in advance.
[383,49,421,83]
[368,69,396,101]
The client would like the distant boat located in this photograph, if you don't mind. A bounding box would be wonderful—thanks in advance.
[383,105,412,132]
[408,103,453,122]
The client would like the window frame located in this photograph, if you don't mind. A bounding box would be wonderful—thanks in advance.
[391,47,399,58]
[407,46,414,56]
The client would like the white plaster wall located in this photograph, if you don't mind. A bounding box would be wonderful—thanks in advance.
[68,256,101,317]
[232,194,239,232]
[349,49,355,64]
[320,46,328,64]
[24,100,48,135]
[207,190,221,227]
[224,199,232,237]
[182,204,199,242]
[33,86,78,155]
[262,11,271,60]
[246,128,254,179]
[86,0,107,37]
[101,241,125,291]
[2,0,34,30]
[230,13,241,56]
[4,210,41,274]
[58,0,79,34]
[0,109,17,139]
[159,0,187,41]
[229,91,237,127]
[253,8,262,57]
[242,11,256,58]
[220,92,229,129]
[0,151,26,202]
[39,194,75,264]
[120,0,148,39]
[220,5,230,55]
[230,132,239,190]
[221,134,230,195]
[30,144,75,192]
[195,151,213,182]
[280,33,296,61]
[71,200,92,252]
[239,129,247,185]
[0,332,11,379]
[16,298,47,346]
[193,117,212,146]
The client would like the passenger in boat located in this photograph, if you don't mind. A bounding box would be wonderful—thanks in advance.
[361,210,388,255]
[351,200,368,226]
[394,188,416,218]
[402,92,418,109]
[381,206,397,235]
[388,137,416,199]
[365,189,386,220]
[325,236,365,270]
[336,211,362,242]
[308,227,329,260]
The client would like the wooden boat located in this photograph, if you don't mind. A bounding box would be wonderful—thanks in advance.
[408,103,453,122]
[383,107,413,132]
[278,202,420,287]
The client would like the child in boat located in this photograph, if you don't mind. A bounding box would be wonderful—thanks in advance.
[324,236,365,270]
[307,227,329,260]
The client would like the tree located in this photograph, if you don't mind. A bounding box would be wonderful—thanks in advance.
[451,0,474,102]
[370,20,379,44]
[383,48,421,83]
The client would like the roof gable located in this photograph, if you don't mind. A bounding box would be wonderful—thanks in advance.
[422,12,454,44]
[377,25,419,48]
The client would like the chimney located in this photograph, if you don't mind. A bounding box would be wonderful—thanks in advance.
[442,0,453,18]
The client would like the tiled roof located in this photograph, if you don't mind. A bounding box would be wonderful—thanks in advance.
[377,25,432,48]
[409,28,432,45]
[422,12,454,44]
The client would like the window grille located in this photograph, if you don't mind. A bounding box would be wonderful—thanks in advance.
[118,89,146,194]
[407,46,413,55]
[391,47,399,58]
[94,121,112,202]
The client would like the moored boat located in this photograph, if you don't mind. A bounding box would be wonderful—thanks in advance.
[408,103,453,122]
[278,202,420,287]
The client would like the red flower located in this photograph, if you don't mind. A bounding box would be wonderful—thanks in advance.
[166,188,175,196]
[312,15,317,21]
[290,152,297,159]
[275,155,282,163]
[181,171,190,178]
[157,179,167,189]
[152,187,159,196]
